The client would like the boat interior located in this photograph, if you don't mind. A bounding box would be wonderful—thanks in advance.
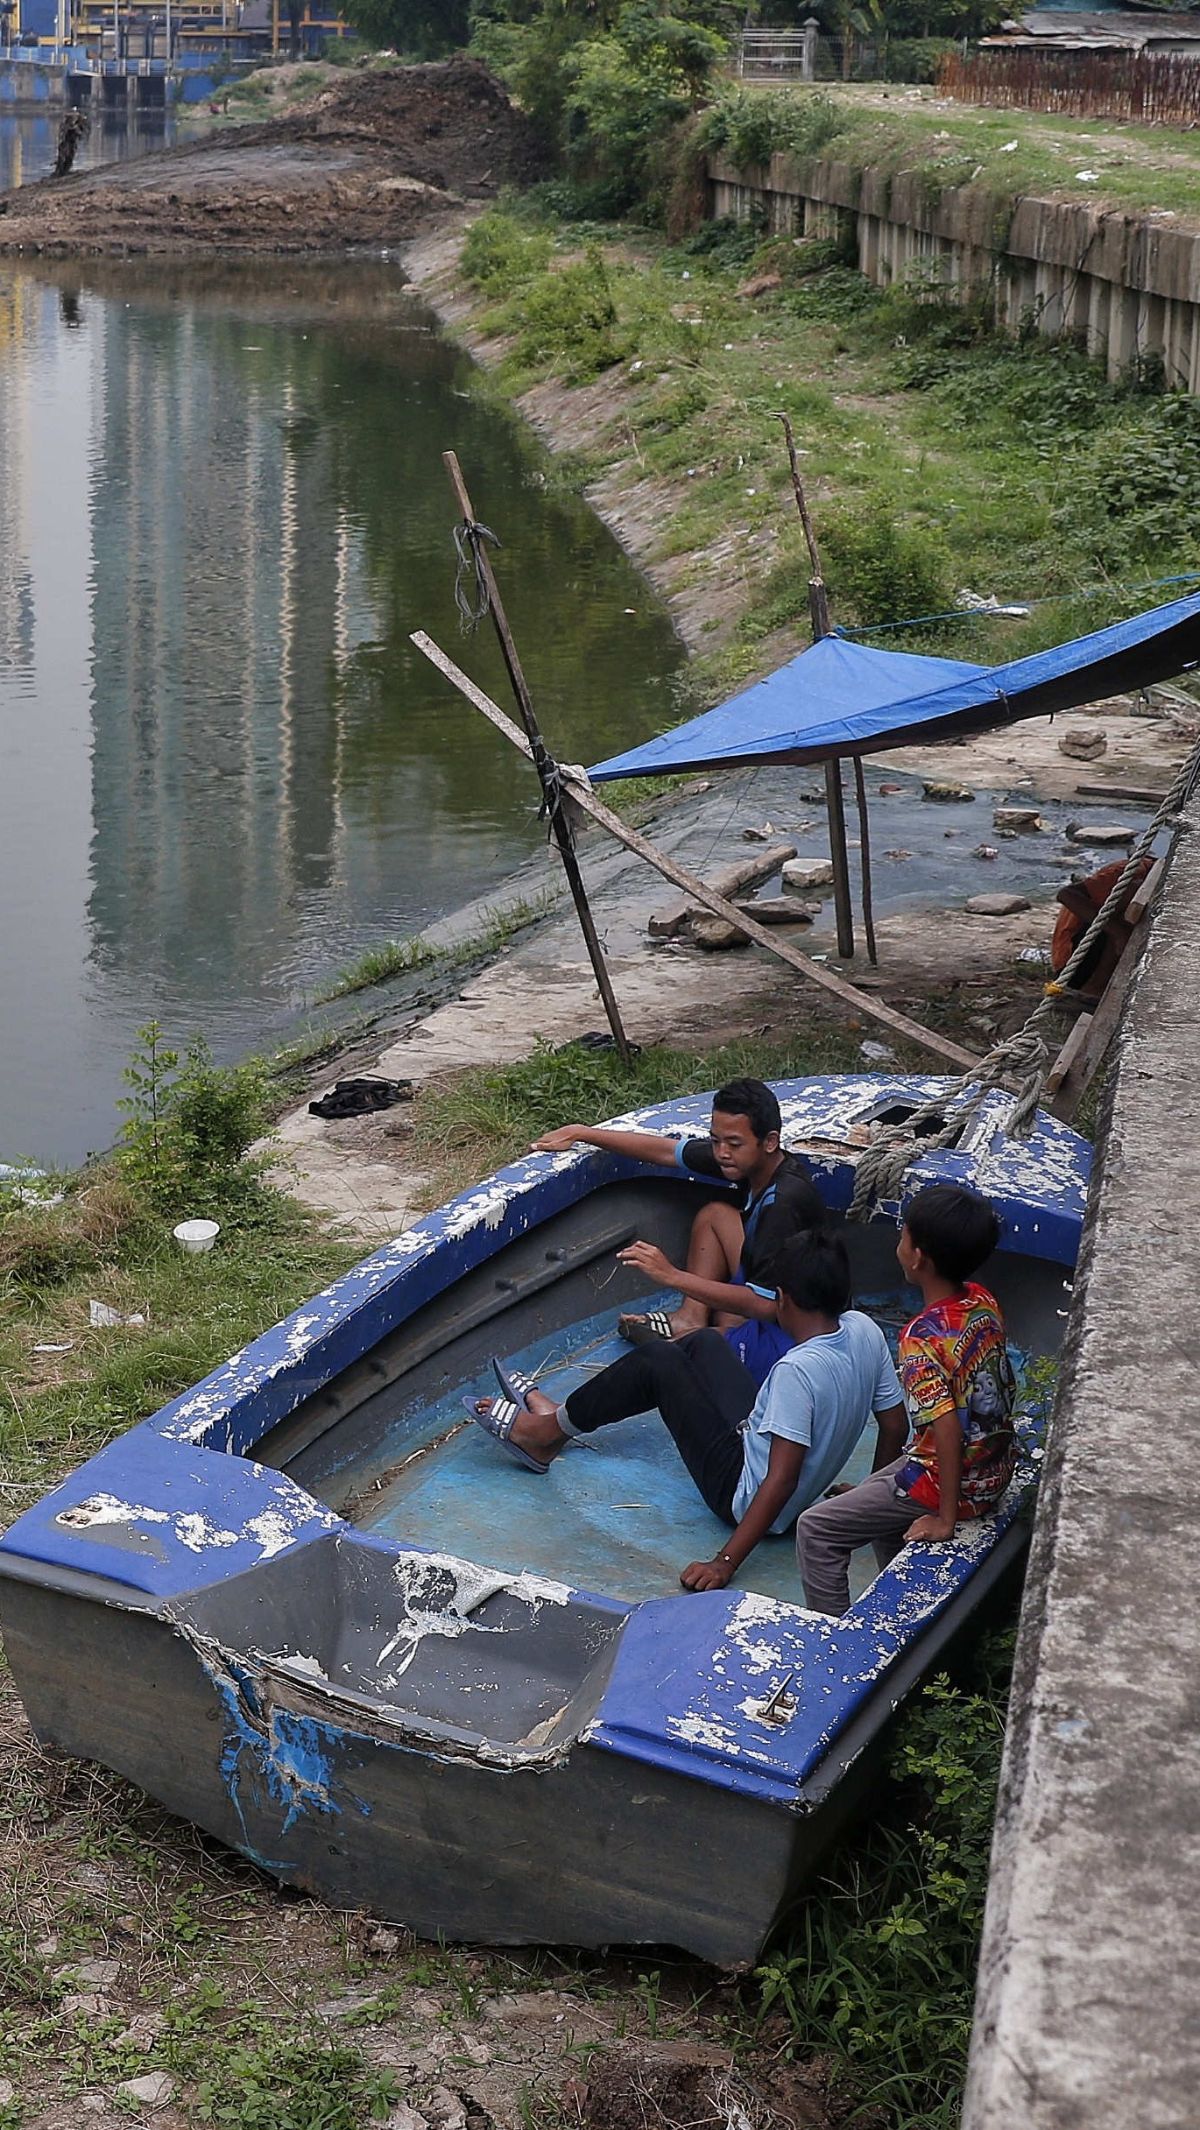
[254,1176,1069,1613]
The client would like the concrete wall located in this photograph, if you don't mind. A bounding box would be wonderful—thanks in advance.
[708,151,1200,391]
[962,788,1200,2128]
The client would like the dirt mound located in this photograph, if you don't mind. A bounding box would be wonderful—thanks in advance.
[0,57,546,259]
[290,55,548,195]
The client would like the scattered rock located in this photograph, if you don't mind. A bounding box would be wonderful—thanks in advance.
[424,2088,468,2130]
[1058,728,1107,760]
[735,271,782,299]
[0,2083,13,2107]
[384,2106,429,2130]
[80,2098,108,2117]
[992,806,1042,831]
[883,847,912,860]
[974,844,1000,860]
[367,1925,403,1956]
[877,781,903,794]
[860,1040,896,1065]
[732,896,818,924]
[690,917,751,950]
[1066,822,1135,847]
[741,822,777,841]
[922,779,975,802]
[114,2013,166,2052]
[966,893,1032,916]
[75,1958,121,1988]
[116,2070,176,2107]
[62,1992,110,2017]
[782,857,834,892]
[34,1935,58,1956]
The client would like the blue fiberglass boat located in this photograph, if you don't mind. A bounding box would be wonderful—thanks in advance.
[0,1077,1088,1966]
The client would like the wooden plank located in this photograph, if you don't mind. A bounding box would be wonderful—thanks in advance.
[1044,1011,1094,1098]
[648,844,797,936]
[1047,923,1145,1121]
[411,630,981,1073]
[1125,856,1166,926]
[1074,782,1167,805]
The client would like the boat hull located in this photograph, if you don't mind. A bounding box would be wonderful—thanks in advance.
[0,1077,1090,1962]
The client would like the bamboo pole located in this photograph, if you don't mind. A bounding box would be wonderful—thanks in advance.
[775,412,856,962]
[441,452,633,1069]
[411,629,980,1073]
[853,756,879,967]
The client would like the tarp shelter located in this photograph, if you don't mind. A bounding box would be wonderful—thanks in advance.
[589,591,1200,782]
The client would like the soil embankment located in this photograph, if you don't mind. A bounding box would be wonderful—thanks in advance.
[0,58,544,256]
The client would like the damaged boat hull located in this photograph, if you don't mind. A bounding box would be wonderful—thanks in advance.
[0,1077,1088,1963]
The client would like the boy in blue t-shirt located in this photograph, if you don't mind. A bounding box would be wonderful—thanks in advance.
[470,1231,907,1593]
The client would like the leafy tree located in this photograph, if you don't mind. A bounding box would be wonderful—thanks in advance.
[340,0,472,57]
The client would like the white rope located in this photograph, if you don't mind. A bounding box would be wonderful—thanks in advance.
[849,728,1200,1221]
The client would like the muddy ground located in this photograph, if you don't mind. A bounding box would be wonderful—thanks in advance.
[0,59,543,257]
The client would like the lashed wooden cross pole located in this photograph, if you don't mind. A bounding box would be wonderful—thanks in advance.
[775,412,858,963]
[441,451,633,1068]
[411,628,980,1074]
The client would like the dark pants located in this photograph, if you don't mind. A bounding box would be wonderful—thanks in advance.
[562,1329,756,1524]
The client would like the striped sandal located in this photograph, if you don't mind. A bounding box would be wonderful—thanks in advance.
[463,1388,550,1475]
[617,1309,677,1347]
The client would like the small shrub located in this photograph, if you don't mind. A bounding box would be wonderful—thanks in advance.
[508,247,625,378]
[884,35,959,83]
[698,86,844,171]
[117,1021,271,1219]
[822,509,952,630]
[461,209,553,297]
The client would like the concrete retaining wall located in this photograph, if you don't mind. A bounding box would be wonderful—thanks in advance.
[962,789,1200,2128]
[708,151,1200,391]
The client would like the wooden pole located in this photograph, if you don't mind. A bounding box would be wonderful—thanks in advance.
[774,412,856,961]
[440,452,633,1068]
[412,629,980,1073]
[853,756,879,967]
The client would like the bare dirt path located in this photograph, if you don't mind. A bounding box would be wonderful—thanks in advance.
[0,58,542,257]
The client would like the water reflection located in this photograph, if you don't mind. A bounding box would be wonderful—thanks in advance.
[0,109,176,194]
[0,258,684,1166]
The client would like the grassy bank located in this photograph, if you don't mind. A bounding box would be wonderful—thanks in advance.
[791,81,1200,225]
[444,197,1199,711]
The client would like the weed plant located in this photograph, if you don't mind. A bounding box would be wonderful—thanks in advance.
[754,1625,1016,2128]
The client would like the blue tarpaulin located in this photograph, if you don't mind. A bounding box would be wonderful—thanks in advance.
[589,592,1200,781]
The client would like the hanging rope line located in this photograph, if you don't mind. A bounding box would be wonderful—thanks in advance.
[453,517,502,634]
[840,569,1200,641]
[848,727,1200,1221]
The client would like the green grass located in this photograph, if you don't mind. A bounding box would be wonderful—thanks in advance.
[319,892,557,1002]
[455,204,1200,704]
[407,1026,916,1204]
[816,83,1200,226]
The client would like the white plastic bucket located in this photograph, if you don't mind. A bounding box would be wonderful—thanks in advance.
[173,1218,220,1255]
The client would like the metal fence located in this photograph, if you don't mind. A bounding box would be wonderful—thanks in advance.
[939,46,1200,125]
[735,28,818,82]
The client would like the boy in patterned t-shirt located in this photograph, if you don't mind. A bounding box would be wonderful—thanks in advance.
[796,1184,1015,1615]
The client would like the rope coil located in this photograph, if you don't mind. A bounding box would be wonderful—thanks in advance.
[453,517,501,634]
[848,729,1200,1221]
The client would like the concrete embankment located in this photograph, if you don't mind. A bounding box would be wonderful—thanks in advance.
[964,784,1200,2127]
[709,150,1200,392]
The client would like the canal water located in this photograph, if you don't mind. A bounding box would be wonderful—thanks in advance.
[0,242,684,1170]
[0,108,177,193]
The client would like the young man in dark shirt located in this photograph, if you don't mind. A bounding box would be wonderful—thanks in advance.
[532,1077,824,1385]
